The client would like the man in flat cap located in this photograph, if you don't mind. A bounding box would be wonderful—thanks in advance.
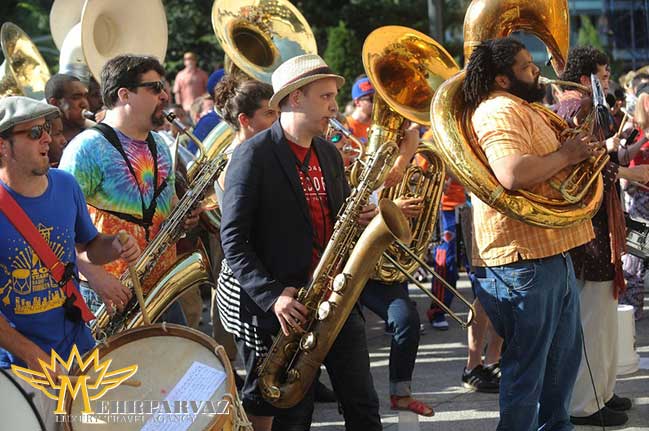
[0,96,139,429]
[220,54,382,431]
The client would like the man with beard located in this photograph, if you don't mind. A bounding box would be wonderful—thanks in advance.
[463,37,597,431]
[45,73,90,142]
[59,55,198,320]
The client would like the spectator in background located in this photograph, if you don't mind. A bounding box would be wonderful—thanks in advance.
[346,77,374,145]
[173,52,209,113]
[193,69,225,142]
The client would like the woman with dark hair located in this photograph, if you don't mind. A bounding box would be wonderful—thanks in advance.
[210,76,276,344]
[212,75,277,204]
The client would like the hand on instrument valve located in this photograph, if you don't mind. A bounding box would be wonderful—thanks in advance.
[559,133,598,166]
[394,196,424,218]
[274,287,308,336]
[384,122,420,188]
[111,233,140,264]
[358,203,378,226]
[183,206,203,230]
[88,269,133,315]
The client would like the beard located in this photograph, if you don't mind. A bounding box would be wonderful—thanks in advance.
[508,75,546,103]
[151,108,165,128]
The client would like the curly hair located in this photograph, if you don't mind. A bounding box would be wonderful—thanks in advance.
[213,75,273,131]
[560,46,608,84]
[463,37,526,110]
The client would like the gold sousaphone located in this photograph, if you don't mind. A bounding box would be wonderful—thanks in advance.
[211,0,317,83]
[430,0,604,228]
[0,22,50,99]
[357,26,474,327]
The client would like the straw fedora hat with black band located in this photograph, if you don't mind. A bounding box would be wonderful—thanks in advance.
[269,54,345,110]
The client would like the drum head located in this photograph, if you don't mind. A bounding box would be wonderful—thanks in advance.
[67,324,234,430]
[0,368,46,430]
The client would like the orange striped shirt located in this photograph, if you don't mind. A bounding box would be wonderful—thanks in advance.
[470,91,594,267]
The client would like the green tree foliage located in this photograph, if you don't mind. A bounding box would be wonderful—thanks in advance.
[163,0,223,79]
[323,21,363,105]
[577,15,604,51]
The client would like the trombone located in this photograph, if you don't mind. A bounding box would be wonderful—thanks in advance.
[328,118,475,328]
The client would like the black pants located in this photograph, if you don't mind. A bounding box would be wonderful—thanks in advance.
[238,307,382,431]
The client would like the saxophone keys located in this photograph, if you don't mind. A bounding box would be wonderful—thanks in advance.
[300,332,317,351]
[287,368,301,383]
[332,273,348,292]
[317,301,332,320]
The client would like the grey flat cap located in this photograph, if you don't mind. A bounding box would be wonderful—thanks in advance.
[0,96,60,134]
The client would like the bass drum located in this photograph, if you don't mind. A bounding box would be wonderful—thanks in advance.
[65,324,238,431]
[0,367,45,430]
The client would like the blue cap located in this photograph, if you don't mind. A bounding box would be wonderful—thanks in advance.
[351,77,374,100]
[207,69,225,95]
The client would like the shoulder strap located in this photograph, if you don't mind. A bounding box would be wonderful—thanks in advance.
[91,124,167,241]
[0,185,94,322]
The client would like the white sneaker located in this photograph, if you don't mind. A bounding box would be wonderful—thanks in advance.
[432,320,449,331]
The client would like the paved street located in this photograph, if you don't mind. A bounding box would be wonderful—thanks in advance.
[200,274,648,430]
[309,275,649,431]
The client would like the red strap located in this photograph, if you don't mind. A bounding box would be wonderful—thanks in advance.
[0,184,95,322]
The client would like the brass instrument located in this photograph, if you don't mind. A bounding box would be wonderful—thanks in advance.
[211,0,317,83]
[350,26,474,327]
[0,22,50,99]
[91,111,232,338]
[185,0,317,232]
[327,117,365,161]
[51,0,168,83]
[430,0,604,228]
[258,142,410,408]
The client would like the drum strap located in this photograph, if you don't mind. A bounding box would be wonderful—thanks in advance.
[0,185,95,322]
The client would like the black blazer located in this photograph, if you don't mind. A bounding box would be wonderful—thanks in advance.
[220,120,350,331]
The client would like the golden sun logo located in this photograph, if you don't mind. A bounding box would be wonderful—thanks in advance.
[11,345,138,415]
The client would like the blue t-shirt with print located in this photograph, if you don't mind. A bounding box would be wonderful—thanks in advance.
[0,169,97,368]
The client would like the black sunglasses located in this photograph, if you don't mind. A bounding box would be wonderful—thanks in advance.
[131,80,165,94]
[13,121,52,140]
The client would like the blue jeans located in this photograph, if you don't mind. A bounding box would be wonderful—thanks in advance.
[360,279,420,396]
[475,253,582,431]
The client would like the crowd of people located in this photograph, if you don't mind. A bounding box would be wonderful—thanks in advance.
[0,20,647,431]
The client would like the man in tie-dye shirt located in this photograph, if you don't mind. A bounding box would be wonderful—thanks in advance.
[59,55,200,315]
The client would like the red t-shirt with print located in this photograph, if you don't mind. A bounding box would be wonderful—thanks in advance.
[287,141,334,271]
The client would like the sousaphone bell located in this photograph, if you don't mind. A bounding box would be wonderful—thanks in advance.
[0,22,51,99]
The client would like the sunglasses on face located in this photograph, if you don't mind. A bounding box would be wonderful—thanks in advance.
[131,80,165,94]
[13,121,52,140]
[330,132,344,144]
[360,96,373,103]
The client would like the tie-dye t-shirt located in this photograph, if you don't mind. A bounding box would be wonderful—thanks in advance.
[59,127,176,291]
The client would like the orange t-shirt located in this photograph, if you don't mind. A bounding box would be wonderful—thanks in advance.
[345,115,371,146]
[441,179,466,211]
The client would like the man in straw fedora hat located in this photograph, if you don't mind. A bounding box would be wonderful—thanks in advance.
[220,54,382,430]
